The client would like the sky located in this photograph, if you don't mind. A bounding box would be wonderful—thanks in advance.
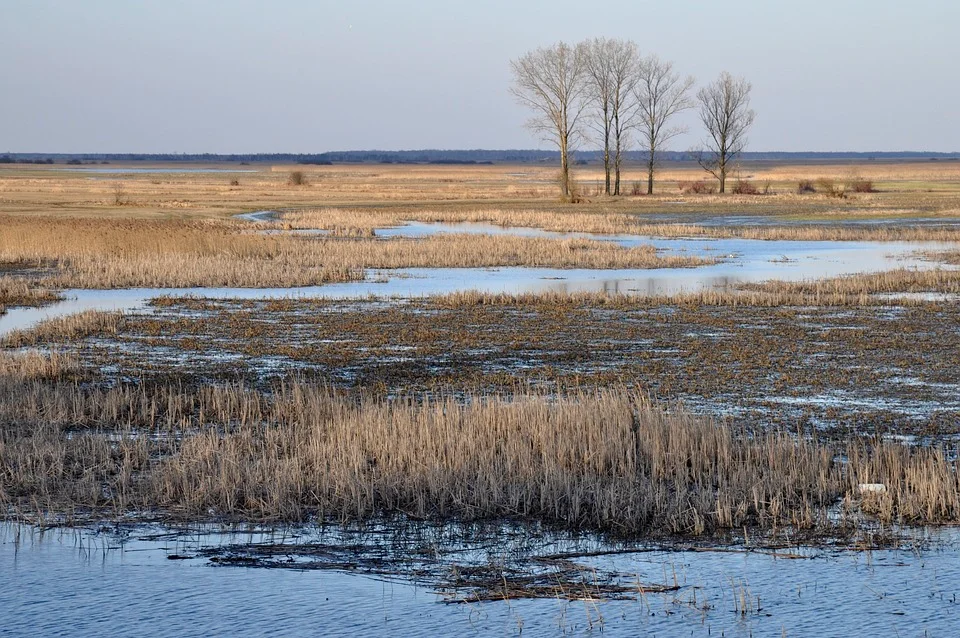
[2,0,958,153]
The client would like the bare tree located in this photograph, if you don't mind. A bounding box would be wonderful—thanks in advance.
[510,42,589,198]
[634,56,694,195]
[694,72,755,193]
[581,38,640,196]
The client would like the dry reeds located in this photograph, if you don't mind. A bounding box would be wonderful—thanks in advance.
[0,350,80,380]
[0,377,956,533]
[0,215,710,290]
[0,276,60,310]
[1,310,124,348]
[740,268,960,297]
[432,269,960,309]
[282,207,960,243]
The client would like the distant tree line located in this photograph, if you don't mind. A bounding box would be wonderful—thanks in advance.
[1,151,957,167]
[511,38,759,195]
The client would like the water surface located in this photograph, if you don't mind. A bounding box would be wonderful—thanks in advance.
[2,522,957,637]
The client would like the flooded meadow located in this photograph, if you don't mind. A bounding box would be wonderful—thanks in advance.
[4,163,960,635]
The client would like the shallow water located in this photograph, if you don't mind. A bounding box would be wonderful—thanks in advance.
[1,522,958,637]
[2,218,955,338]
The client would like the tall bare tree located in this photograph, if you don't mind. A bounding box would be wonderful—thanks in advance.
[510,42,589,198]
[695,72,755,193]
[581,38,640,195]
[634,55,694,195]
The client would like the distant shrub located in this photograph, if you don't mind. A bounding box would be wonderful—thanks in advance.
[731,179,759,195]
[679,180,716,195]
[113,183,128,206]
[797,180,817,194]
[849,178,876,193]
[229,179,240,187]
[288,171,306,186]
[66,159,83,165]
[816,177,847,199]
[630,181,644,196]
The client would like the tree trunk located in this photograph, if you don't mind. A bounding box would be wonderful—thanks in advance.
[614,153,621,196]
[560,136,570,197]
[603,118,611,196]
[646,143,656,195]
[604,145,611,195]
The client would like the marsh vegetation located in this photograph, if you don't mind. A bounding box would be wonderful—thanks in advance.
[1,160,959,549]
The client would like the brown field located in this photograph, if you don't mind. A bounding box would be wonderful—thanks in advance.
[2,160,960,222]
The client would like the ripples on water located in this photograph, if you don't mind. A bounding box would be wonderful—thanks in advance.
[1,523,958,637]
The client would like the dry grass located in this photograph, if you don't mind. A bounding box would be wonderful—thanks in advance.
[0,216,358,288]
[3,161,960,223]
[928,250,960,265]
[0,276,60,313]
[0,216,709,289]
[433,269,960,309]
[0,375,956,532]
[741,268,960,297]
[0,350,80,381]
[283,207,960,242]
[1,311,125,348]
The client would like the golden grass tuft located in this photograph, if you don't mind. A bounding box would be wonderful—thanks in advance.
[0,276,60,312]
[1,310,125,348]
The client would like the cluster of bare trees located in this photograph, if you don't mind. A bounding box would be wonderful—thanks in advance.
[510,39,755,197]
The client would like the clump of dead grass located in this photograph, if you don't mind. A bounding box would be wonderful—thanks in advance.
[1,310,125,348]
[0,276,60,310]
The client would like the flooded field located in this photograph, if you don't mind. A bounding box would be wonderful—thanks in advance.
[2,220,954,338]
[4,163,960,636]
[3,522,958,637]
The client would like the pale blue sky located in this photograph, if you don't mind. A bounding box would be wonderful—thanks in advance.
[2,0,957,153]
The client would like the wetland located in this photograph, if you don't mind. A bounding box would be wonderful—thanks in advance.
[3,160,960,635]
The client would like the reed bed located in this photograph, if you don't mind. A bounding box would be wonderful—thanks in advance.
[432,269,960,308]
[740,268,960,297]
[0,276,60,313]
[0,350,80,380]
[0,376,956,533]
[0,216,707,289]
[282,207,960,242]
[0,310,125,348]
[928,250,960,265]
